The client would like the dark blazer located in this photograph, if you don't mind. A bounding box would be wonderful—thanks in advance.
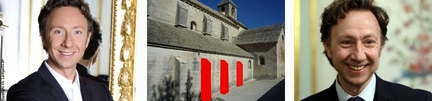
[302,74,432,101]
[7,62,113,101]
[76,64,109,86]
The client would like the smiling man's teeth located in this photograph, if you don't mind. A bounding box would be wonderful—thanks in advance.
[61,52,73,56]
[349,65,364,70]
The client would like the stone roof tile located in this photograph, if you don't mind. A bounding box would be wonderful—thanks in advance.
[235,23,284,45]
[147,18,254,58]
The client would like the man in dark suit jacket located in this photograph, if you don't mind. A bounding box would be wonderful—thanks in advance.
[7,63,112,101]
[302,0,432,100]
[7,0,113,100]
[77,64,108,86]
[303,74,432,101]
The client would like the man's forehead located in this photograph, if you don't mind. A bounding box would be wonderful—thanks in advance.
[45,7,89,29]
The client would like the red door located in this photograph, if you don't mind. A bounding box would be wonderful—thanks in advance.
[236,61,243,87]
[220,60,229,94]
[200,58,211,101]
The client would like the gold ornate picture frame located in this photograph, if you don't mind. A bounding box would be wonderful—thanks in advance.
[109,0,137,100]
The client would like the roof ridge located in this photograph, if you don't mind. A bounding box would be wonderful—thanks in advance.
[218,0,237,8]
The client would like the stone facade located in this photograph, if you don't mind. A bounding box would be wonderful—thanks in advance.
[147,0,284,100]
[276,31,285,78]
[147,47,253,101]
[235,23,285,80]
[148,0,246,42]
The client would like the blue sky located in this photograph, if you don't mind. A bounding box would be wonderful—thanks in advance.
[199,0,285,29]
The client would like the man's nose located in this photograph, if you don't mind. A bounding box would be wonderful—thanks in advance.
[61,32,73,47]
[350,43,366,62]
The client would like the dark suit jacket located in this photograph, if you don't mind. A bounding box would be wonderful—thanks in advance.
[76,64,109,86]
[302,74,432,101]
[7,62,113,101]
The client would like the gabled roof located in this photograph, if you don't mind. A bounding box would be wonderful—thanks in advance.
[218,0,238,8]
[235,23,284,45]
[147,18,254,58]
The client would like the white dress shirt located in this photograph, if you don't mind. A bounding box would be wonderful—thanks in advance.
[45,61,83,101]
[336,73,376,101]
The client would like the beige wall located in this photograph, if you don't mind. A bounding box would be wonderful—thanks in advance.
[84,0,112,77]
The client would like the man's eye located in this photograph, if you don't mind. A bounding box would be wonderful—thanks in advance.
[74,31,82,35]
[365,40,375,44]
[54,30,63,34]
[341,41,351,45]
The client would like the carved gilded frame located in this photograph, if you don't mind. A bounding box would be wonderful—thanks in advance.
[109,0,136,100]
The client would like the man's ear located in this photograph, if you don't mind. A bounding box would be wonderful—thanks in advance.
[40,32,47,48]
[324,42,332,59]
[379,46,383,57]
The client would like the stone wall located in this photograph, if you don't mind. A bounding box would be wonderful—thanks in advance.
[277,30,285,78]
[147,0,246,42]
[237,42,283,80]
[252,46,278,80]
[147,46,253,101]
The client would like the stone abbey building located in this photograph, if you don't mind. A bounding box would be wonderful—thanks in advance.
[147,0,285,100]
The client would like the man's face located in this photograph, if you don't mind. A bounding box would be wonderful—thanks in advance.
[43,7,91,69]
[325,10,381,87]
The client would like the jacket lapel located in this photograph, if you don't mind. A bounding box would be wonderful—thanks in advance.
[327,81,340,101]
[38,62,69,101]
[80,76,93,101]
[373,75,391,101]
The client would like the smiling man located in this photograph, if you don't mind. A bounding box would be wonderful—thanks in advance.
[6,0,113,101]
[302,0,432,101]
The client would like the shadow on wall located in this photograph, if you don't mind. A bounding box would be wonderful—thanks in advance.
[181,70,196,101]
[150,70,199,101]
[150,75,180,101]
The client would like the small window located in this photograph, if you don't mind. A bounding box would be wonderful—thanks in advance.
[221,6,225,12]
[175,6,188,28]
[248,60,251,69]
[282,34,284,40]
[190,21,197,31]
[259,56,265,65]
[203,16,212,35]
[231,7,235,16]
[221,24,229,41]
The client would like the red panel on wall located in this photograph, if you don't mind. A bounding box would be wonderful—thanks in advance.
[236,61,243,87]
[201,58,212,101]
[220,60,229,94]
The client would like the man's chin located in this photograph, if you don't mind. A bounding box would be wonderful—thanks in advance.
[54,61,78,69]
[346,77,370,86]
[58,64,77,69]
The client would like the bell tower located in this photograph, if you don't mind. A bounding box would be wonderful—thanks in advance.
[217,0,237,20]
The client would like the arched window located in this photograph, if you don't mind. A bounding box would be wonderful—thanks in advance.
[259,56,265,65]
[190,21,197,31]
[248,60,252,69]
[282,34,284,40]
[231,7,235,16]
